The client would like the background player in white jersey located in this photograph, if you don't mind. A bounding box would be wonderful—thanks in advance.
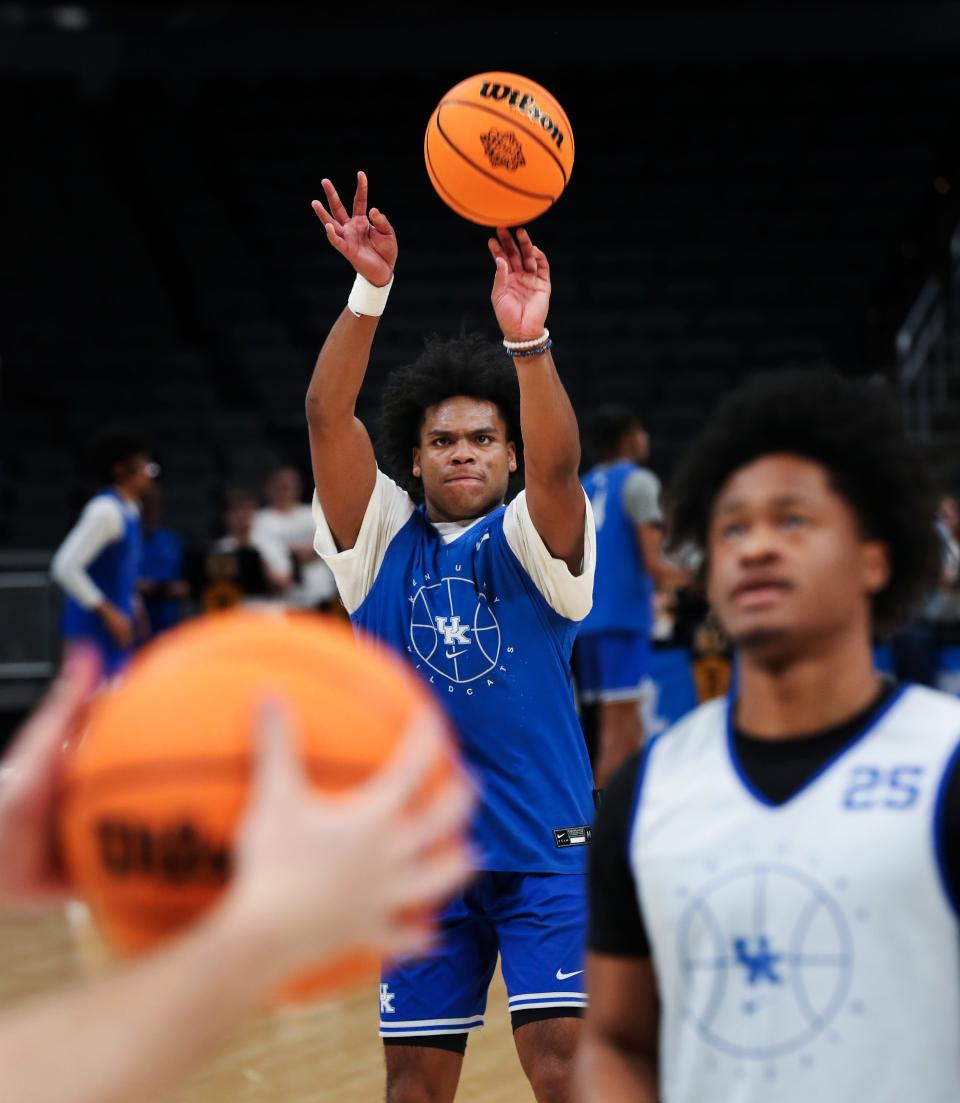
[307,171,596,1103]
[51,430,156,678]
[252,463,338,610]
[574,405,688,786]
[578,370,960,1102]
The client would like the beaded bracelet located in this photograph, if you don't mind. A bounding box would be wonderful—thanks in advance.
[502,328,549,351]
[510,338,553,357]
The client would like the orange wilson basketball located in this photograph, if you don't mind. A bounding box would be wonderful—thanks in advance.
[424,71,574,226]
[57,608,460,1004]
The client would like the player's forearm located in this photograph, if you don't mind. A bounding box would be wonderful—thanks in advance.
[575,1036,659,1102]
[0,900,288,1103]
[305,307,380,429]
[513,350,581,483]
[51,530,111,609]
[51,561,104,609]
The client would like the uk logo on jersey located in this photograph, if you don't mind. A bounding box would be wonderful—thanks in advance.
[677,861,855,1060]
[410,576,502,684]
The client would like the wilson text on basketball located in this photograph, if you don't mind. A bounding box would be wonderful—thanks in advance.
[478,81,565,149]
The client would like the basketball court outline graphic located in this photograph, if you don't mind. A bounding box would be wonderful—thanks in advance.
[675,862,854,1060]
[410,576,502,684]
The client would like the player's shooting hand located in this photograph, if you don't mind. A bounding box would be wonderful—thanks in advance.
[311,171,397,288]
[226,697,476,982]
[489,227,551,343]
[0,646,100,906]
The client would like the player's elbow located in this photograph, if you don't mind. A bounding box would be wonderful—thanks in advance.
[50,547,69,588]
[305,391,328,429]
[305,393,353,439]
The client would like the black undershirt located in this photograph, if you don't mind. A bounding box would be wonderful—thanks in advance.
[588,682,960,957]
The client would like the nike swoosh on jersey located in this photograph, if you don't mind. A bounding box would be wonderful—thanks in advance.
[555,968,584,981]
[445,648,467,659]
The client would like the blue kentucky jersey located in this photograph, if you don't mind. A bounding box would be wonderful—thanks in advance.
[351,503,595,874]
[580,461,654,635]
[139,526,184,636]
[62,490,141,671]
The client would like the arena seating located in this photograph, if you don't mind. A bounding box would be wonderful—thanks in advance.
[2,55,958,550]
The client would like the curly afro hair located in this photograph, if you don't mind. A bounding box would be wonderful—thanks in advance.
[665,368,942,627]
[377,332,523,501]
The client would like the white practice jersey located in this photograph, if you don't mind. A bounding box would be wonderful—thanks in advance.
[631,685,960,1102]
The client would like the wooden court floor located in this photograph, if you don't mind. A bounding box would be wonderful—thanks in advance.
[0,908,536,1102]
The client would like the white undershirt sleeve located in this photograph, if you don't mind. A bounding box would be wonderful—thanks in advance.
[50,497,125,609]
[312,471,415,614]
[502,489,596,622]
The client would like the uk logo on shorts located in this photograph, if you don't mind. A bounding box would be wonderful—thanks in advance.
[410,576,501,684]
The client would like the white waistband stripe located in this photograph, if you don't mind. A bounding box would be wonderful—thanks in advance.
[379,1016,485,1028]
[508,991,588,1003]
[380,1023,484,1036]
[507,999,588,1012]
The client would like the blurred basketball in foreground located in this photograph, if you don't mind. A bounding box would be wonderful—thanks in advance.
[58,608,461,1004]
[424,71,574,226]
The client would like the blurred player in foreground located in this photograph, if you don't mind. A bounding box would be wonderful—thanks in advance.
[574,405,688,786]
[308,172,595,1102]
[51,430,155,677]
[579,370,960,1102]
[0,648,473,1103]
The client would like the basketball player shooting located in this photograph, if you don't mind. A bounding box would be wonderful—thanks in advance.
[307,171,597,1103]
[578,370,960,1102]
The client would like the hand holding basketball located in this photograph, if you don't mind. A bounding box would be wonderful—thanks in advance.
[489,227,551,343]
[311,171,396,286]
[224,698,475,981]
[57,610,471,1003]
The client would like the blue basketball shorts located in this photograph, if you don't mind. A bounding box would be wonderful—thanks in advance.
[573,630,651,703]
[378,871,587,1040]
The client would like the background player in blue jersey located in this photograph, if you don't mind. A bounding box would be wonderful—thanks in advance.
[136,483,188,641]
[51,430,156,677]
[574,405,688,786]
[579,371,960,1102]
[306,171,597,1103]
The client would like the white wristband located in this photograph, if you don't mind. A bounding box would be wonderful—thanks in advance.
[347,272,394,318]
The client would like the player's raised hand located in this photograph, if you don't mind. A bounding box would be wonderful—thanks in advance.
[311,171,397,288]
[488,227,551,344]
